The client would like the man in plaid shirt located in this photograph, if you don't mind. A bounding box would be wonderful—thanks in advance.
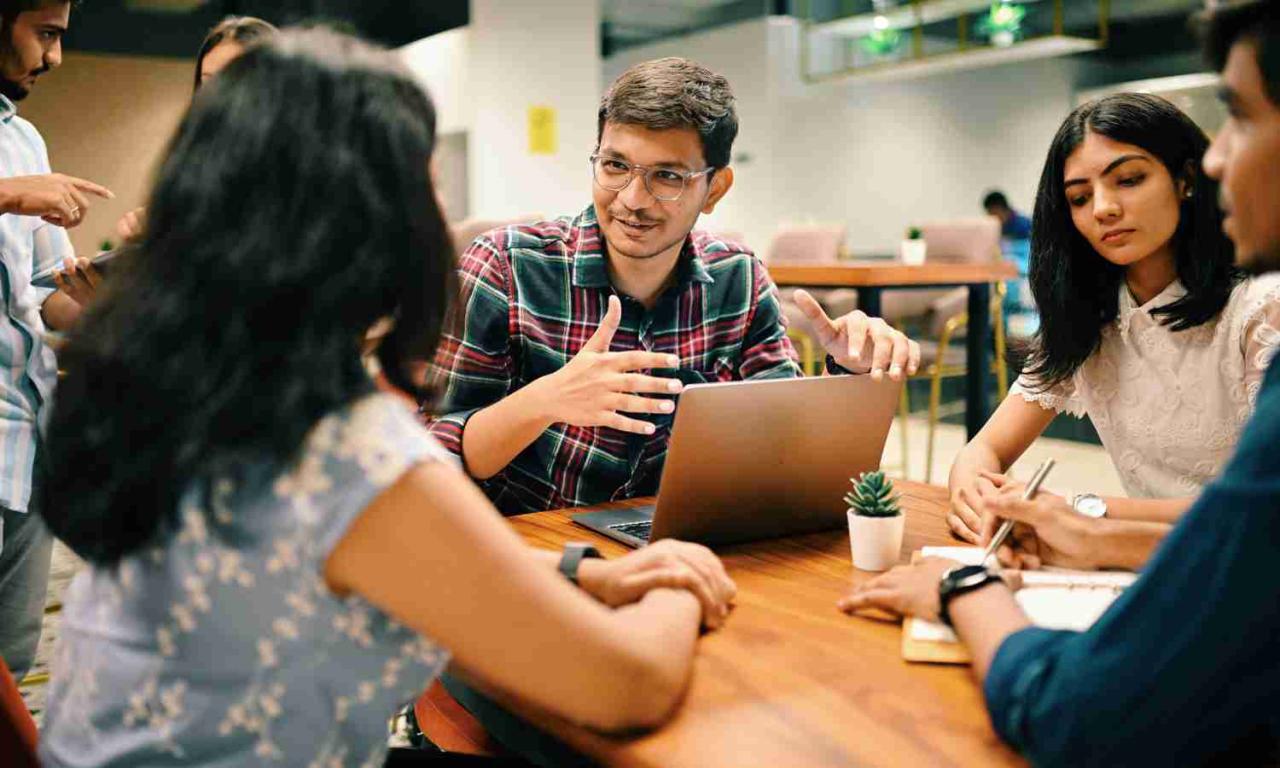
[428,57,920,516]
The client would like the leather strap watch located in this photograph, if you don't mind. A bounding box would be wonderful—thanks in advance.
[938,564,1003,626]
[558,543,603,586]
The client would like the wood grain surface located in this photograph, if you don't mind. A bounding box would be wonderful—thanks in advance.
[767,261,1018,289]
[505,481,1024,768]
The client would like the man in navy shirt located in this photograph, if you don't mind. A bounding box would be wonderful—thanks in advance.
[982,189,1032,240]
[842,3,1280,765]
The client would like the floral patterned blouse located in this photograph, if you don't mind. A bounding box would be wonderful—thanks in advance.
[1011,275,1280,498]
[40,394,451,767]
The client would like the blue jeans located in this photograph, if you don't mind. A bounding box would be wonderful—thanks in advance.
[0,505,52,682]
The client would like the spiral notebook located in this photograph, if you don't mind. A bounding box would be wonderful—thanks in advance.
[901,546,1138,664]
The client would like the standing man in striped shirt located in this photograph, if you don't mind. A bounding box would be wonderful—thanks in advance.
[428,57,920,515]
[0,0,112,682]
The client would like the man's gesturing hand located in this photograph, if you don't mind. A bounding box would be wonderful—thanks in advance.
[0,174,113,229]
[530,294,684,435]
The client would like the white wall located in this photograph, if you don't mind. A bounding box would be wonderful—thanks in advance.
[603,17,1078,255]
[400,27,470,136]
[467,0,600,219]
[400,2,600,222]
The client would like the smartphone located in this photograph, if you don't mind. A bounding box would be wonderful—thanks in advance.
[31,248,120,290]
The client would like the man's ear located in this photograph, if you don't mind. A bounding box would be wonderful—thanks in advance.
[701,166,734,215]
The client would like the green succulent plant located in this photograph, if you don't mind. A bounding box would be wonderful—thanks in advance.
[844,471,902,518]
[906,226,923,240]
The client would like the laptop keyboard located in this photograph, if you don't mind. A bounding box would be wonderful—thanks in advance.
[609,521,653,541]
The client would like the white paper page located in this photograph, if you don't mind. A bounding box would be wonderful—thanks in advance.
[911,547,1138,642]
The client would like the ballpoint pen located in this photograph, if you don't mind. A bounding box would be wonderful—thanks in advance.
[981,457,1056,565]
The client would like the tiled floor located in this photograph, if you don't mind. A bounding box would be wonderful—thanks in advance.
[22,415,1124,722]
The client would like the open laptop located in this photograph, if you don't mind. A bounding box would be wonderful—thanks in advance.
[572,374,902,548]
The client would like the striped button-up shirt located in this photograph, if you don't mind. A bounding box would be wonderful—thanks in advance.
[0,95,71,513]
[427,205,801,515]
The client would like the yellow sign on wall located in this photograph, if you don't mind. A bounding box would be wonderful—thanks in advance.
[527,105,557,155]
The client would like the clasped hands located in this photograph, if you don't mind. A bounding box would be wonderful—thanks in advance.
[576,539,737,630]
[527,291,920,436]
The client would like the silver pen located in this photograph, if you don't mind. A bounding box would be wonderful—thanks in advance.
[981,458,1056,565]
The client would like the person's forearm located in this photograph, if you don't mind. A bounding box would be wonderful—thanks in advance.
[1087,518,1171,570]
[949,584,1032,682]
[41,292,82,331]
[948,439,1005,494]
[601,588,701,729]
[461,379,554,480]
[1098,496,1191,525]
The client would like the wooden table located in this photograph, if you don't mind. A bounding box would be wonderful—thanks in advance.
[506,485,1024,768]
[768,261,1019,439]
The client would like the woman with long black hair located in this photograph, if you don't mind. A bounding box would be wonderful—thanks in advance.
[37,28,733,766]
[946,92,1280,568]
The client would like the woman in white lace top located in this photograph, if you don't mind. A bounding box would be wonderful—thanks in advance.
[948,93,1280,568]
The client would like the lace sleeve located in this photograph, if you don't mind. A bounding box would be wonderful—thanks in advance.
[1009,371,1086,418]
[1239,277,1280,408]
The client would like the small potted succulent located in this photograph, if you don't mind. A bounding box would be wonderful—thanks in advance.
[845,471,905,571]
[900,226,926,265]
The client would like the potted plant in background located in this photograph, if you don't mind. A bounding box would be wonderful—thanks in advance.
[900,226,926,265]
[845,470,904,571]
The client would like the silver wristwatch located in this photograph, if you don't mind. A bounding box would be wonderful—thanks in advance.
[1071,493,1108,519]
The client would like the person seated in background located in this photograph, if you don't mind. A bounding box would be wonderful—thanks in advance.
[0,0,112,686]
[427,56,919,516]
[947,91,1280,573]
[36,29,738,767]
[982,189,1032,240]
[840,5,1280,764]
[115,14,277,241]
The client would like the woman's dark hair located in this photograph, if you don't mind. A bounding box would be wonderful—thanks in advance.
[1021,92,1239,391]
[44,27,456,565]
[194,15,277,91]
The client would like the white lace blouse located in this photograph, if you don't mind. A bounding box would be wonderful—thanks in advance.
[1011,275,1280,498]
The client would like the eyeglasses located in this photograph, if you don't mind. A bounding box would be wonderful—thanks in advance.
[589,153,714,202]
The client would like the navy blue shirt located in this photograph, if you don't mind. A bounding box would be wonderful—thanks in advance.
[1002,211,1032,240]
[984,360,1280,766]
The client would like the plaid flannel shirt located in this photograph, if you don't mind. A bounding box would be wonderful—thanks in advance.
[427,206,801,515]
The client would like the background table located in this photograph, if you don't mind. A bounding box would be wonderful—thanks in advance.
[505,484,1024,768]
[768,261,1018,439]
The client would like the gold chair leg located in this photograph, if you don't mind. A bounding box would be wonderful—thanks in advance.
[926,365,944,485]
[992,281,1009,401]
[898,384,911,479]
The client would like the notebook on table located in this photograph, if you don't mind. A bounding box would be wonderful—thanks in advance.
[902,546,1139,664]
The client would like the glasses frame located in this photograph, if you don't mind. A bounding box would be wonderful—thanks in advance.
[589,153,716,202]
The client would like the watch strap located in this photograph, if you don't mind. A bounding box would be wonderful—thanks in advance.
[938,564,1002,627]
[558,543,603,586]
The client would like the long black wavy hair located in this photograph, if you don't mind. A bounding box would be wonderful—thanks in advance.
[1022,92,1239,391]
[44,27,456,565]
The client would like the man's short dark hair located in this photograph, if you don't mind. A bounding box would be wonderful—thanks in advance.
[597,57,738,169]
[1201,0,1280,104]
[983,190,1009,210]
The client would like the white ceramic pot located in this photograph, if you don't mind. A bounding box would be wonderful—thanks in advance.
[900,239,927,265]
[847,510,905,572]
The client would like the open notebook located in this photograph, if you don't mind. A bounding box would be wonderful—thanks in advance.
[901,546,1139,664]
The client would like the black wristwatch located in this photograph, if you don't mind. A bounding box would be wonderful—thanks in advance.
[937,564,1003,626]
[824,354,870,376]
[558,543,603,586]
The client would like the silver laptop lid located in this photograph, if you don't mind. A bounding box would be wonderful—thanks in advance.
[649,374,901,545]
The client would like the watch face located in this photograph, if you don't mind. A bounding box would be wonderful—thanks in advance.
[1075,494,1107,519]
